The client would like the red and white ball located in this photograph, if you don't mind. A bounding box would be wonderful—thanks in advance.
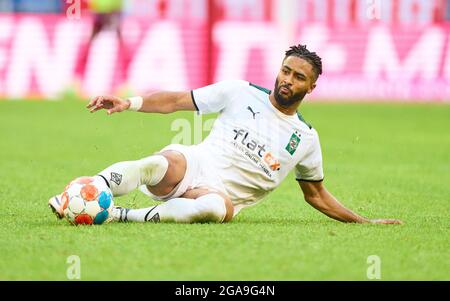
[61,176,114,225]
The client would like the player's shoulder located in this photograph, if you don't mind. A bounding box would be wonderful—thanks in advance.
[296,112,313,130]
[295,112,319,137]
[248,82,272,95]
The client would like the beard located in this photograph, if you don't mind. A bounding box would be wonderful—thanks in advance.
[274,78,307,108]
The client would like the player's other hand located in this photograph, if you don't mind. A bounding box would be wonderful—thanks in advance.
[86,96,130,115]
[369,219,403,225]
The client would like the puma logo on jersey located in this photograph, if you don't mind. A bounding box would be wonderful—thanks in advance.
[247,106,260,119]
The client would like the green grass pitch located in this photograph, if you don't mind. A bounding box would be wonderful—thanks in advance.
[0,99,448,280]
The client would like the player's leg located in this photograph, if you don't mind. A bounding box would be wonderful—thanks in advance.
[181,188,234,222]
[112,189,234,223]
[48,150,186,218]
[98,150,185,197]
[143,150,187,197]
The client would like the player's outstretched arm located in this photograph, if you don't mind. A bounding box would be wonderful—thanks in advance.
[298,180,402,224]
[86,92,196,115]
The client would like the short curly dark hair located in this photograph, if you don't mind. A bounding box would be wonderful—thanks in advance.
[285,44,322,80]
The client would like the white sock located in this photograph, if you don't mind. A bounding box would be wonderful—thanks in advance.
[118,194,227,223]
[98,155,168,196]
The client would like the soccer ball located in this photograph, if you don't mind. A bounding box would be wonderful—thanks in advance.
[61,176,114,225]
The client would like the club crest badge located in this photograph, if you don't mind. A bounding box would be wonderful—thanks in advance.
[285,131,301,155]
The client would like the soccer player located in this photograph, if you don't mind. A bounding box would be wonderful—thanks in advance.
[75,0,126,79]
[49,45,402,225]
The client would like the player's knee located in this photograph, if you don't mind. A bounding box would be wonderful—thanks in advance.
[182,189,234,223]
[146,151,186,196]
[138,155,168,186]
[160,151,186,184]
[195,192,234,223]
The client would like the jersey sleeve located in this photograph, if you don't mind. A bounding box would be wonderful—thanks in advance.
[295,130,324,182]
[191,80,248,114]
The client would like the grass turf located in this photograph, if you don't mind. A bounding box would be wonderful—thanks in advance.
[0,100,448,280]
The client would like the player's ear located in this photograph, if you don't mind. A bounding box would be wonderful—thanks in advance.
[307,82,317,94]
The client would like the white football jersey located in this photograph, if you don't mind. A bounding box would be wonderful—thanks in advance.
[192,80,324,213]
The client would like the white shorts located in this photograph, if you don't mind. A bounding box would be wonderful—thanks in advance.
[139,144,226,201]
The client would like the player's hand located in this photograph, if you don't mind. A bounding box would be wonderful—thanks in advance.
[368,219,403,225]
[86,96,130,115]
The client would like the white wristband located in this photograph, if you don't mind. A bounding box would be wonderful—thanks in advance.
[127,96,143,111]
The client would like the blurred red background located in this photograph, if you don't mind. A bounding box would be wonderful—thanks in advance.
[0,0,449,101]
